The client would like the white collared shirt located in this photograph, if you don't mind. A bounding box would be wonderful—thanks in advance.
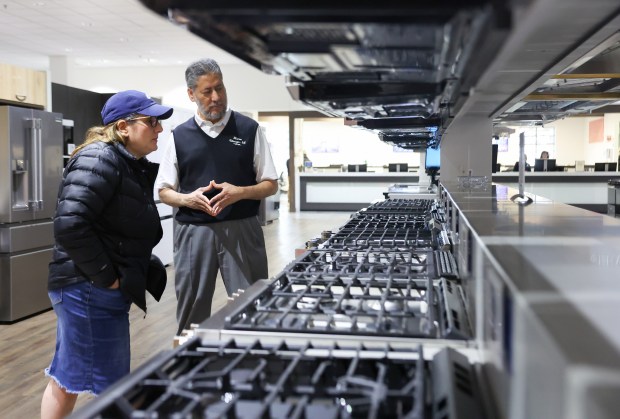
[155,108,278,192]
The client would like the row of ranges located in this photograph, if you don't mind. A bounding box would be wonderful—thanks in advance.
[208,199,465,341]
[71,199,488,419]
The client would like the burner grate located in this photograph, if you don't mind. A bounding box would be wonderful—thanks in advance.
[321,227,435,250]
[361,199,435,214]
[284,249,436,281]
[341,213,430,231]
[224,273,471,340]
[72,339,484,419]
[226,275,438,337]
[314,198,449,251]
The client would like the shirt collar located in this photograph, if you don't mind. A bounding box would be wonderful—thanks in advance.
[194,107,231,128]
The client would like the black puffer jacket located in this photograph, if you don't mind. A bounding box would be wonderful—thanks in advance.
[48,141,163,312]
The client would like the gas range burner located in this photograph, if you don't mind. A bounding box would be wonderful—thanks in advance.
[225,275,470,340]
[360,198,435,214]
[313,199,448,250]
[321,227,435,250]
[243,280,433,335]
[341,213,430,231]
[72,338,485,419]
[285,249,435,282]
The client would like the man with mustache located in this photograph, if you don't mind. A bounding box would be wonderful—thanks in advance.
[155,58,278,335]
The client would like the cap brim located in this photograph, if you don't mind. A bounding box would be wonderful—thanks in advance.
[141,103,174,120]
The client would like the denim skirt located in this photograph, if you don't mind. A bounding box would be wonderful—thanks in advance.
[44,281,132,395]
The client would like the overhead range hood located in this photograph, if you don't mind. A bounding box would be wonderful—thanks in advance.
[139,0,511,148]
[138,1,620,148]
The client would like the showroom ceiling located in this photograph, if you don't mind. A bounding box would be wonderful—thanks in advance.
[0,0,618,147]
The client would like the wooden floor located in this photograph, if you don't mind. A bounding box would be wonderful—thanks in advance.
[0,197,351,418]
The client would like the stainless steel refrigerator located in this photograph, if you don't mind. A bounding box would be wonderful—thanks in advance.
[0,106,63,322]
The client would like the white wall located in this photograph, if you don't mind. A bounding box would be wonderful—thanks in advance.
[497,114,620,168]
[299,119,421,169]
[257,116,423,175]
[552,117,587,164]
[441,115,493,182]
[552,115,619,165]
[258,116,290,179]
[604,113,620,161]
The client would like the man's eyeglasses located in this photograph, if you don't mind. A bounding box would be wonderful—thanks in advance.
[126,116,161,128]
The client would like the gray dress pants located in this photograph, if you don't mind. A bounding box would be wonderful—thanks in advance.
[173,216,267,335]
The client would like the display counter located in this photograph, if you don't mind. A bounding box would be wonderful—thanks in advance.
[440,182,620,419]
[492,171,620,212]
[297,172,419,210]
[297,171,620,212]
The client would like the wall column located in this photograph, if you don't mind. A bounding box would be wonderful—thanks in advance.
[49,55,78,86]
[440,116,493,182]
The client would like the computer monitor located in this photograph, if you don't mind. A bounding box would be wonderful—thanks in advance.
[594,162,617,172]
[388,163,408,172]
[347,164,367,172]
[424,146,440,172]
[534,158,556,172]
[424,146,440,187]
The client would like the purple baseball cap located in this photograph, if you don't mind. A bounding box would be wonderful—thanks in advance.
[101,90,173,125]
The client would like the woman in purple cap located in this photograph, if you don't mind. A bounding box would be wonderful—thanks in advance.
[40,90,173,418]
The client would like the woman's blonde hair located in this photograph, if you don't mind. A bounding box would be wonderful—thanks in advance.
[71,121,127,157]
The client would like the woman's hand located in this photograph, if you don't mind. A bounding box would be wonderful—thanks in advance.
[108,278,120,289]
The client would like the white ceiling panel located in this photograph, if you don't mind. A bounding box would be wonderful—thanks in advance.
[0,0,241,69]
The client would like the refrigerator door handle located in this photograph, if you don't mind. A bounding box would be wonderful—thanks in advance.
[29,118,44,211]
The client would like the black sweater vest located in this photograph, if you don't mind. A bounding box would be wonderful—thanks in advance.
[173,112,259,224]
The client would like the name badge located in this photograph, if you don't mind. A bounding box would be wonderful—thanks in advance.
[229,136,246,146]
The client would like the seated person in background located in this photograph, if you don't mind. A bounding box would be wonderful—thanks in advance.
[513,155,531,172]
[540,150,549,159]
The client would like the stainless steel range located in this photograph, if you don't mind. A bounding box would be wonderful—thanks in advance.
[70,337,485,419]
[208,254,470,341]
[320,200,451,254]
